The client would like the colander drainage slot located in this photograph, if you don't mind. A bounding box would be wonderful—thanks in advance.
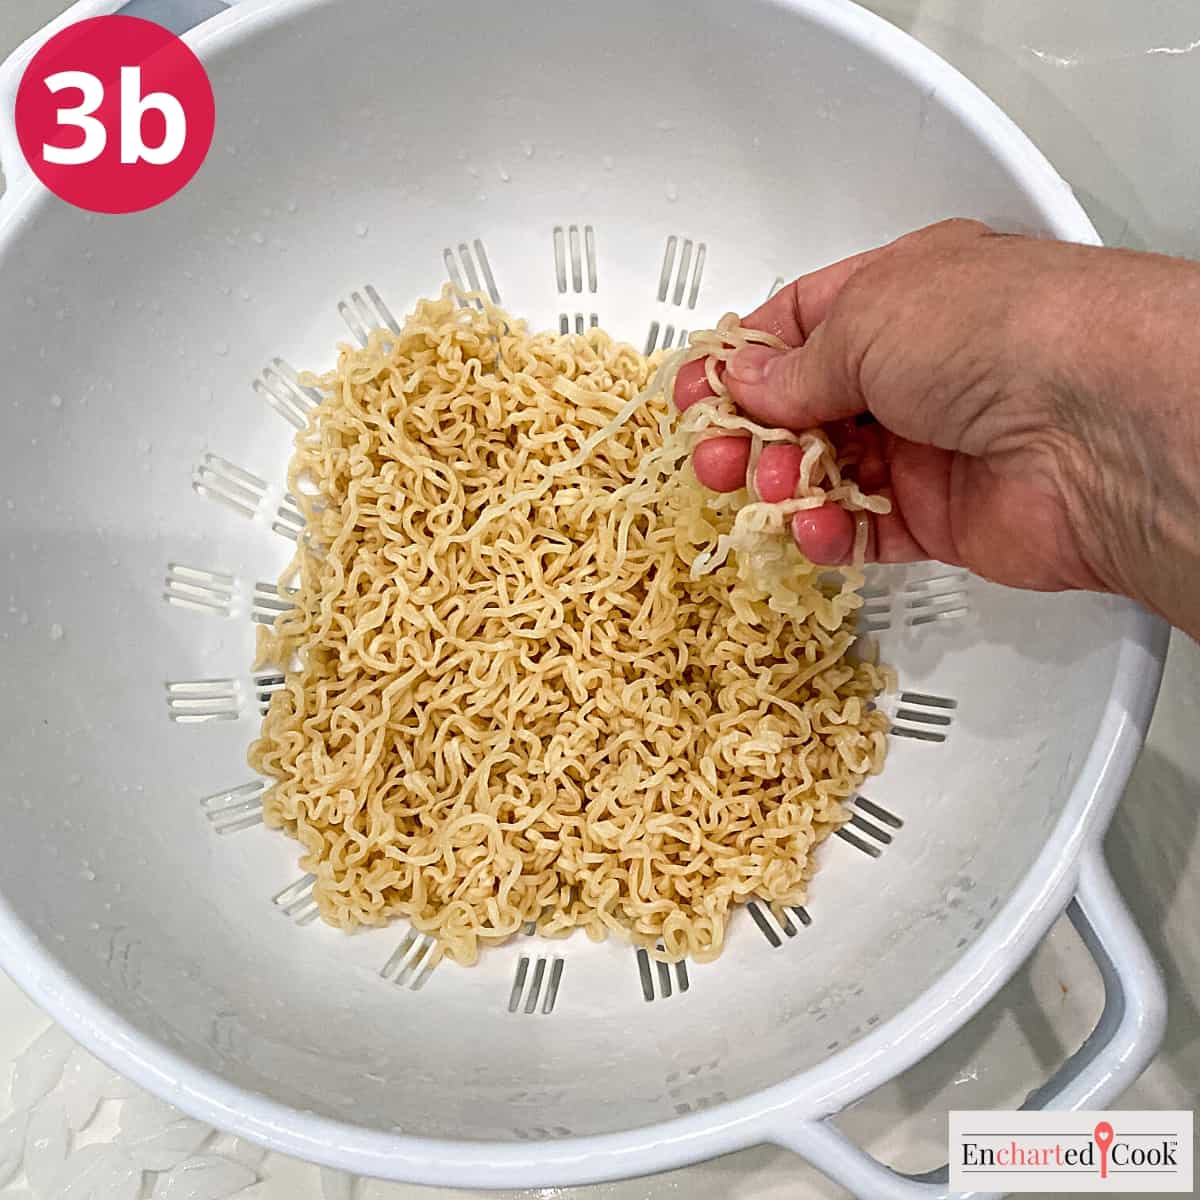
[636,948,689,1001]
[165,678,240,723]
[164,563,235,617]
[891,692,957,742]
[254,357,322,430]
[254,671,286,715]
[192,454,267,519]
[553,225,597,294]
[855,795,903,828]
[656,235,705,308]
[858,570,971,635]
[857,585,892,634]
[252,581,296,626]
[444,239,501,305]
[902,570,970,626]
[509,955,564,1014]
[560,311,599,335]
[338,286,401,347]
[836,794,904,856]
[746,901,812,947]
[202,780,265,835]
[273,495,305,541]
[273,875,319,925]
[644,321,688,355]
[381,929,439,990]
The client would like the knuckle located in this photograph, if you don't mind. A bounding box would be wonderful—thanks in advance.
[927,217,994,241]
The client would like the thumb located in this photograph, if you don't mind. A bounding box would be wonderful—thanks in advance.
[723,322,865,430]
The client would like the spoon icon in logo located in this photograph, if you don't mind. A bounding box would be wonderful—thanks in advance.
[1094,1121,1114,1179]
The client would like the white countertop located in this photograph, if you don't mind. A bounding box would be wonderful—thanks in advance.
[1,2,1197,1198]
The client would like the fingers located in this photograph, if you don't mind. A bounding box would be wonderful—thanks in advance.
[755,443,805,503]
[723,323,864,430]
[733,221,991,348]
[673,243,885,435]
[791,501,927,567]
[738,244,888,346]
[792,506,856,565]
[723,219,997,431]
[869,497,929,564]
[692,436,749,492]
[673,357,716,413]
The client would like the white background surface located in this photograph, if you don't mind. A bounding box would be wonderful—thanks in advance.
[0,2,1196,1197]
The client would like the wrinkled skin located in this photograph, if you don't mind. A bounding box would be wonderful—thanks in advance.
[675,219,1200,639]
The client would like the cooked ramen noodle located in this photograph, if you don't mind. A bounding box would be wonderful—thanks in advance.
[249,289,891,965]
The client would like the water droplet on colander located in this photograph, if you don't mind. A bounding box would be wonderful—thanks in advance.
[286,198,299,213]
[499,166,511,182]
[467,165,479,179]
[18,612,29,626]
[137,438,152,455]
[665,181,679,202]
[49,623,63,641]
[251,230,265,245]
[602,155,614,170]
[355,222,369,238]
[49,393,63,408]
[81,869,95,882]
[521,141,535,158]
[220,284,232,296]
[214,341,229,357]
[5,499,14,511]
[657,119,676,132]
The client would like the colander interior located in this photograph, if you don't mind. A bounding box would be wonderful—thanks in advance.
[0,0,1132,1141]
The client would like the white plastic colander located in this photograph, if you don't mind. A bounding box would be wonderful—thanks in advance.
[0,0,1169,1195]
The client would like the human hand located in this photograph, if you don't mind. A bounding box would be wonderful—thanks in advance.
[674,219,1200,636]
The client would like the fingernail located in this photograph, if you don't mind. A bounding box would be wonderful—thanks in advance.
[726,345,780,386]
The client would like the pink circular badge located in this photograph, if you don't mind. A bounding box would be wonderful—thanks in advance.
[14,15,215,214]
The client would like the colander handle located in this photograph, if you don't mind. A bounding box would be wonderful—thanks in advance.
[0,0,229,205]
[766,850,1166,1200]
